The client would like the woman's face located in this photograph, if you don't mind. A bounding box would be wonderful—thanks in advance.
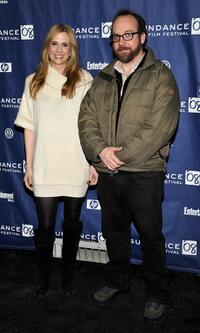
[48,32,71,74]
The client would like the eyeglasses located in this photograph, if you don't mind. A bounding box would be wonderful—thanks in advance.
[111,32,140,43]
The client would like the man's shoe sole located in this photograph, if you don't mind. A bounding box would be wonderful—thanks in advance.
[94,286,129,305]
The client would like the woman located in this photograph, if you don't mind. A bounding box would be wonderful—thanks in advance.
[15,24,98,297]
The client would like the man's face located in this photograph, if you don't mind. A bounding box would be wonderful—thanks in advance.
[112,15,146,63]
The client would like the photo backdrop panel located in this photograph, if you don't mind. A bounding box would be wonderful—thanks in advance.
[0,0,200,273]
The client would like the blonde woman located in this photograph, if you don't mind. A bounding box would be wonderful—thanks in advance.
[15,24,98,297]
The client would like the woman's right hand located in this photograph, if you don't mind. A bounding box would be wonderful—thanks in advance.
[24,168,33,191]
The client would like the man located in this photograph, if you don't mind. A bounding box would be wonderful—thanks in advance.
[78,9,180,323]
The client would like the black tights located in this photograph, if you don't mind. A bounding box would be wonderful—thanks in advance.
[35,196,84,234]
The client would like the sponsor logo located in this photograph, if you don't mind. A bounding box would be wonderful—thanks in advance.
[184,207,200,216]
[55,231,63,237]
[87,61,108,71]
[73,21,112,40]
[0,224,21,236]
[0,62,12,72]
[97,232,105,243]
[162,59,171,69]
[129,238,198,256]
[0,97,21,109]
[4,128,14,139]
[0,160,26,174]
[147,18,200,38]
[74,26,100,39]
[191,17,200,35]
[22,224,34,237]
[0,25,34,41]
[20,25,34,40]
[188,97,200,113]
[185,170,200,186]
[130,239,185,256]
[165,242,181,255]
[131,238,141,245]
[0,0,8,4]
[182,240,197,255]
[147,22,190,37]
[86,199,101,210]
[0,191,14,202]
[101,22,112,38]
[0,224,34,237]
[165,172,184,185]
[80,233,98,242]
[180,100,187,113]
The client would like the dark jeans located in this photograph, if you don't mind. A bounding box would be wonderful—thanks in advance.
[97,171,169,302]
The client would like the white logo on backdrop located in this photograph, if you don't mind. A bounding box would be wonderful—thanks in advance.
[22,224,34,237]
[162,60,171,69]
[101,22,112,38]
[191,17,200,35]
[0,192,14,202]
[182,240,197,256]
[0,62,12,72]
[86,199,101,210]
[188,97,200,113]
[20,25,34,40]
[4,128,14,139]
[185,170,200,186]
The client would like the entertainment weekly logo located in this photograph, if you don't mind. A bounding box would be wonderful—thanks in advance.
[0,25,34,41]
[0,191,14,202]
[147,17,200,37]
[184,207,200,217]
[87,61,108,71]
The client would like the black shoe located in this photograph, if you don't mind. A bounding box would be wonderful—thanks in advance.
[94,285,129,304]
[62,285,76,296]
[144,300,166,323]
[62,277,75,297]
[36,280,49,298]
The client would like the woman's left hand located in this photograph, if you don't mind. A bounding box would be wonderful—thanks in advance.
[88,165,98,186]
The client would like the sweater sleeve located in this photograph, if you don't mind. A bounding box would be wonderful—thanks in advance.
[14,75,35,131]
[116,65,180,165]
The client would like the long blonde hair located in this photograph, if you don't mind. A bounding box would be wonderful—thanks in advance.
[30,24,81,99]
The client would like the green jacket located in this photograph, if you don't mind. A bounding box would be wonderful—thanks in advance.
[78,48,180,173]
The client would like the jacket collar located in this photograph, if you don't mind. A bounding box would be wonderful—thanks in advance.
[100,47,156,81]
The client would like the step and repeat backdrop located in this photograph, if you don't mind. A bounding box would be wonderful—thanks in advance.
[0,0,200,273]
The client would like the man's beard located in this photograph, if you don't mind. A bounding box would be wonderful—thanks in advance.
[114,43,142,63]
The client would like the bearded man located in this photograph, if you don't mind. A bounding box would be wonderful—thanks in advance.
[78,9,180,323]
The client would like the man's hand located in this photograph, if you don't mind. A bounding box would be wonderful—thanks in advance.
[99,147,125,171]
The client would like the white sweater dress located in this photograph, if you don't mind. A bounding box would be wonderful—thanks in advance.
[15,65,93,197]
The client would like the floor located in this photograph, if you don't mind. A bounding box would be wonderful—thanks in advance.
[0,249,200,333]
